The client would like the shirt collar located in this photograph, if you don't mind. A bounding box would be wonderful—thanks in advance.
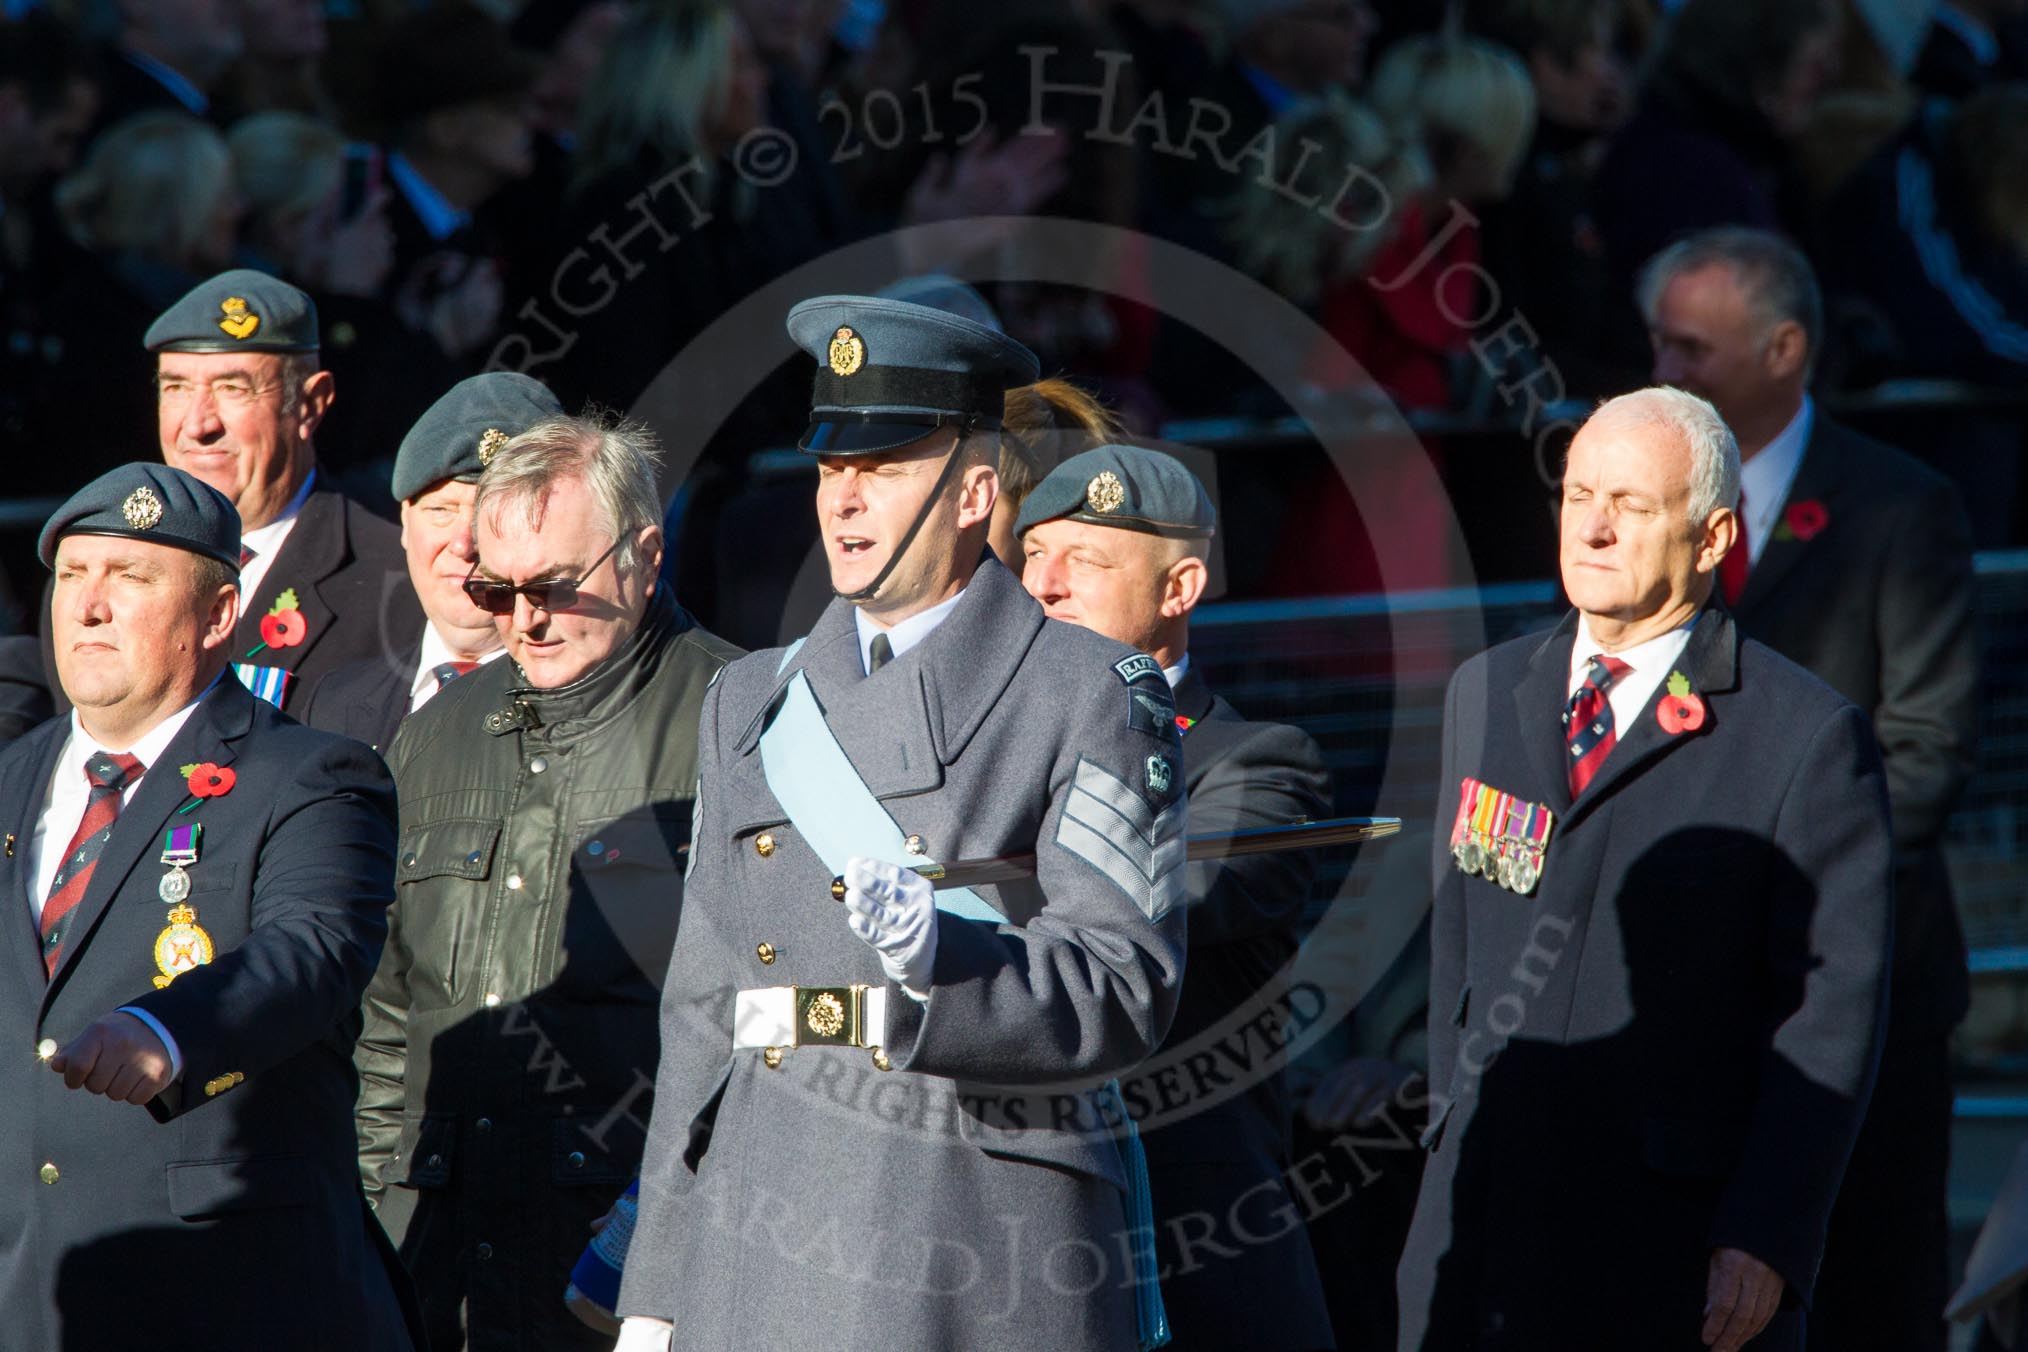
[119,49,208,115]
[854,588,967,674]
[386,151,473,242]
[1570,613,1696,684]
[1741,396,1812,502]
[62,670,222,776]
[1163,653,1191,689]
[240,468,316,559]
[412,621,506,699]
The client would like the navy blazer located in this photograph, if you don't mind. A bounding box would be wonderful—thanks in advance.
[298,638,421,756]
[1396,606,1893,1350]
[0,675,414,1350]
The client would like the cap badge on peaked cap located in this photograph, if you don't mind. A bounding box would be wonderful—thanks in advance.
[217,297,260,341]
[828,326,866,377]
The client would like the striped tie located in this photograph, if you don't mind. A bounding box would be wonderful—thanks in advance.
[239,543,256,568]
[1564,655,1631,798]
[433,660,480,688]
[41,751,143,975]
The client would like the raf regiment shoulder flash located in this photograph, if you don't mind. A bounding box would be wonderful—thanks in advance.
[1449,777,1555,896]
[1113,653,1179,741]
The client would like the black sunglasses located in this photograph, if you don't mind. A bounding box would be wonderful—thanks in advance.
[463,537,623,615]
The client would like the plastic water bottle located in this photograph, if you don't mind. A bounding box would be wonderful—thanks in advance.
[564,1176,638,1334]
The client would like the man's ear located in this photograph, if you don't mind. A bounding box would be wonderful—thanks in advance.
[1697,507,1740,577]
[297,369,336,441]
[955,463,999,531]
[1762,319,1809,383]
[1162,554,1209,619]
[201,582,241,651]
[633,523,664,594]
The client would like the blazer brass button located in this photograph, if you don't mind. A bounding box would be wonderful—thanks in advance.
[754,833,776,858]
[756,942,776,965]
[36,1038,56,1061]
[904,834,927,856]
[763,1047,784,1069]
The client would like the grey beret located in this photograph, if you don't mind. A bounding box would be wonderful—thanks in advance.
[1015,444,1217,540]
[391,372,564,502]
[144,268,319,354]
[39,463,243,571]
[787,294,1038,456]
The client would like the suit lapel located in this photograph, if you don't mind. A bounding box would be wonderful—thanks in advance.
[2,724,69,994]
[1734,421,1842,618]
[1564,606,1738,829]
[236,481,345,671]
[1173,666,1216,725]
[43,681,254,997]
[1511,613,1580,815]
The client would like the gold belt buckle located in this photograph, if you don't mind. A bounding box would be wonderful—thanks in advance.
[793,985,866,1048]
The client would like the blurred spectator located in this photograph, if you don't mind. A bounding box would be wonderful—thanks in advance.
[372,2,538,363]
[1911,0,2028,99]
[1330,32,1535,411]
[736,0,845,88]
[229,111,458,500]
[84,0,241,131]
[991,376,1126,567]
[1593,0,1841,382]
[215,0,335,123]
[0,11,99,479]
[42,112,240,491]
[1821,83,2028,389]
[1466,0,1631,394]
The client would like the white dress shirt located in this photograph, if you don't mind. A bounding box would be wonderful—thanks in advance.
[238,470,316,602]
[1568,616,1696,738]
[1162,653,1191,690]
[854,588,967,675]
[1738,397,1813,566]
[408,623,508,711]
[25,679,223,1080]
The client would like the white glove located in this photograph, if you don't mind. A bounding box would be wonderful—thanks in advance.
[842,856,938,1001]
[614,1316,672,1352]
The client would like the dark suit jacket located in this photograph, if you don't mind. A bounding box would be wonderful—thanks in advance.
[43,474,419,718]
[297,638,420,756]
[1139,665,1335,1352]
[0,676,413,1350]
[1730,416,1977,1032]
[1396,607,1892,1350]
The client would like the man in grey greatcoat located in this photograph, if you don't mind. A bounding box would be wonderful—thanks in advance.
[613,295,1189,1351]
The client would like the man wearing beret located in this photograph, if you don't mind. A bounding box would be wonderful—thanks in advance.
[355,411,739,1352]
[299,372,561,752]
[38,269,423,718]
[614,296,1187,1351]
[1017,444,1337,1352]
[0,463,415,1349]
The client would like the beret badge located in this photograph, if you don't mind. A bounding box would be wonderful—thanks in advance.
[121,486,164,530]
[828,326,865,377]
[216,296,260,341]
[1085,471,1126,515]
[477,427,508,467]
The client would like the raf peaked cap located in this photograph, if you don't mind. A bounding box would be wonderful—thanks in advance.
[1015,444,1217,540]
[39,463,243,570]
[144,268,320,354]
[787,294,1039,456]
[392,372,564,502]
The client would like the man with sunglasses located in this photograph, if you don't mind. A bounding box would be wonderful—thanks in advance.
[611,296,1188,1352]
[299,372,560,753]
[353,412,738,1352]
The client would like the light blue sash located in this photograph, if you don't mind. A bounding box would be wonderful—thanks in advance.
[759,643,1168,1349]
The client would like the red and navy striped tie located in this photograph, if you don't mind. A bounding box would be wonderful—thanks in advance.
[1564,655,1631,798]
[41,751,143,975]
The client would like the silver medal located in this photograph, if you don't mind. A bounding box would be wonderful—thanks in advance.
[158,865,191,905]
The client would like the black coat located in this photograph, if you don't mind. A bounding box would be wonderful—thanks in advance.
[43,475,419,718]
[0,676,414,1350]
[297,638,420,756]
[1729,416,1977,1033]
[1139,666,1335,1352]
[1396,607,1893,1350]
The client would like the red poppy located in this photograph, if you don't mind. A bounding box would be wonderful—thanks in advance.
[1656,693,1707,735]
[186,763,236,798]
[1785,499,1829,541]
[260,609,307,648]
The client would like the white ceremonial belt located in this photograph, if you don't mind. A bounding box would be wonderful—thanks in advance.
[733,984,887,1052]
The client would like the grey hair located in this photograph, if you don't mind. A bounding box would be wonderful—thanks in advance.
[475,412,664,573]
[1584,386,1741,521]
[1636,226,1824,375]
[278,353,321,420]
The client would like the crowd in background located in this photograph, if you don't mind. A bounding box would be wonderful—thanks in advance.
[3,0,2026,615]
